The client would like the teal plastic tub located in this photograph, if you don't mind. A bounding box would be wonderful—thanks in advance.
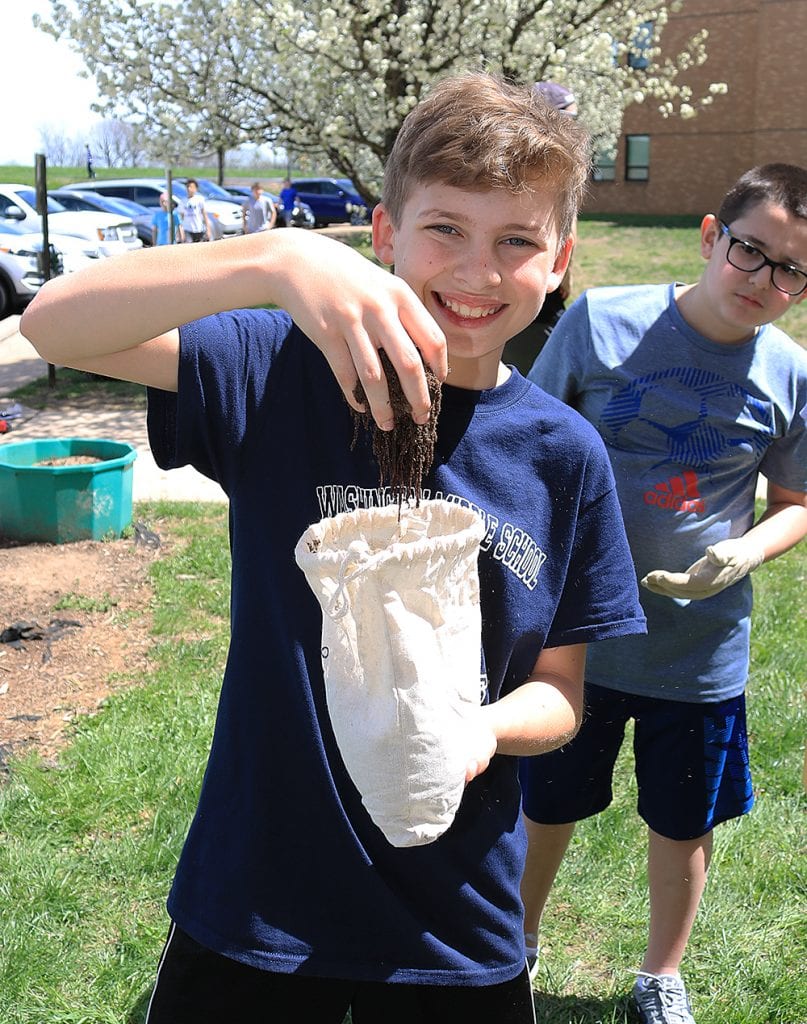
[0,437,137,544]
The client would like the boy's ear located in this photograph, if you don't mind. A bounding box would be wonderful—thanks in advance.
[700,214,720,260]
[545,234,574,293]
[372,204,396,266]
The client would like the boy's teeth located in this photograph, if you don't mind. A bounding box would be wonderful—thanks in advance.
[443,297,497,318]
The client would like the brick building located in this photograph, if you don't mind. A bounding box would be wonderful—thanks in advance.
[586,0,807,216]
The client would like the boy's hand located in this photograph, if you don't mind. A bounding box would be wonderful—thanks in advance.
[272,233,447,431]
[641,537,765,600]
[464,707,498,783]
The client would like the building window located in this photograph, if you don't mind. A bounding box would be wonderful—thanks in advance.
[625,134,650,181]
[592,148,616,181]
[628,20,654,69]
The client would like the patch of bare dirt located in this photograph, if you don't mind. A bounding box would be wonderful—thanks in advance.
[0,530,165,774]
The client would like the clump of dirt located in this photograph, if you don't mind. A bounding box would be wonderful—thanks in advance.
[351,349,442,506]
[35,456,105,466]
[0,531,164,775]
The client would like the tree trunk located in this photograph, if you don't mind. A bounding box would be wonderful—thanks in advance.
[217,147,225,185]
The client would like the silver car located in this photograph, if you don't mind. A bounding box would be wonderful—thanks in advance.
[0,183,141,257]
[0,220,99,319]
[49,189,155,248]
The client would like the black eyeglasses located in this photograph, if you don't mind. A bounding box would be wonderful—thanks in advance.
[718,220,807,296]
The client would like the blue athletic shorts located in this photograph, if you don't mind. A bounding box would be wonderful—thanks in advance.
[519,683,754,841]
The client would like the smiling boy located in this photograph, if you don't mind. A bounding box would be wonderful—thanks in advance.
[520,163,807,1023]
[21,73,645,1023]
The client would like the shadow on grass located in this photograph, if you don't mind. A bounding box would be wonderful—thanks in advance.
[532,989,636,1024]
[127,989,152,1023]
[10,367,147,410]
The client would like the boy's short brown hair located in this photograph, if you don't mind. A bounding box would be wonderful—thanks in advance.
[382,72,590,242]
[719,163,807,225]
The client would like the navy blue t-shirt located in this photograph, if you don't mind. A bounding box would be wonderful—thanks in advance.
[147,308,646,985]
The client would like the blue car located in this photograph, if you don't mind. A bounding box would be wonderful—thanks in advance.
[291,177,369,227]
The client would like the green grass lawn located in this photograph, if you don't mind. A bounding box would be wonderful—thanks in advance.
[0,222,805,1022]
[0,163,287,191]
[0,505,804,1023]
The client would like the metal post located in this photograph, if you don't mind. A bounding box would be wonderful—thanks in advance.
[35,153,57,387]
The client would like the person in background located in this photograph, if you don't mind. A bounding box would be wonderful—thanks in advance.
[85,144,95,180]
[279,177,298,227]
[152,193,183,246]
[503,81,578,376]
[242,181,277,234]
[182,179,211,243]
[520,162,807,1023]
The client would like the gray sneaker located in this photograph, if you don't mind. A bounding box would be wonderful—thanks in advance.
[632,972,695,1024]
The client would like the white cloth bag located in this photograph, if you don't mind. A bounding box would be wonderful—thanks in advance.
[294,499,486,847]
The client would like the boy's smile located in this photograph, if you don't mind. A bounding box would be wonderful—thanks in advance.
[373,181,571,388]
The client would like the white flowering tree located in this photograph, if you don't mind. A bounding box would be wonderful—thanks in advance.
[39,0,725,201]
[38,0,258,182]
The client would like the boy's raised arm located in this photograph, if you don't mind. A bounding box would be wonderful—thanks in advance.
[20,230,446,426]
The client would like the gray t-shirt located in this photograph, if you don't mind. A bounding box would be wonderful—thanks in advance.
[530,282,807,702]
[243,194,275,232]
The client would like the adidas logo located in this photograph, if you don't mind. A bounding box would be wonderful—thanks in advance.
[644,470,705,514]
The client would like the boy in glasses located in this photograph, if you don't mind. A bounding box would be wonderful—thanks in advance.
[520,163,807,1022]
[20,73,646,1023]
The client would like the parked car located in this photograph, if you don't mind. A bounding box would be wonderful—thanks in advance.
[49,189,155,247]
[291,177,370,226]
[0,219,99,319]
[0,184,138,257]
[65,178,240,239]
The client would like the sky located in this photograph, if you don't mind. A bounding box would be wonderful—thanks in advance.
[2,2,102,166]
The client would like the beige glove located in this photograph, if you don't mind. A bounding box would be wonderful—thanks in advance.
[641,537,765,601]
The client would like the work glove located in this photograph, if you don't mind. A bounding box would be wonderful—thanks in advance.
[641,537,765,601]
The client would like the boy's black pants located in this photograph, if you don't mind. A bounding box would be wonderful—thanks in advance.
[145,923,536,1023]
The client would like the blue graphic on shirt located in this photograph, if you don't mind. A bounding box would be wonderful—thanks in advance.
[598,367,774,472]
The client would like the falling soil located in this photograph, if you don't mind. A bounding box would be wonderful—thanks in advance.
[351,349,441,506]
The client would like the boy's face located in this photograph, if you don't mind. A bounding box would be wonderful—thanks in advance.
[373,180,571,388]
[700,200,807,340]
[187,181,197,196]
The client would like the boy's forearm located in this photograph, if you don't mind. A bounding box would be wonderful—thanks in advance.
[482,643,585,758]
[749,484,807,560]
[485,674,583,758]
[21,231,285,365]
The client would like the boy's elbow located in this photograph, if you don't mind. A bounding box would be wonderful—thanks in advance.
[547,705,582,756]
[20,283,62,361]
[19,295,45,352]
